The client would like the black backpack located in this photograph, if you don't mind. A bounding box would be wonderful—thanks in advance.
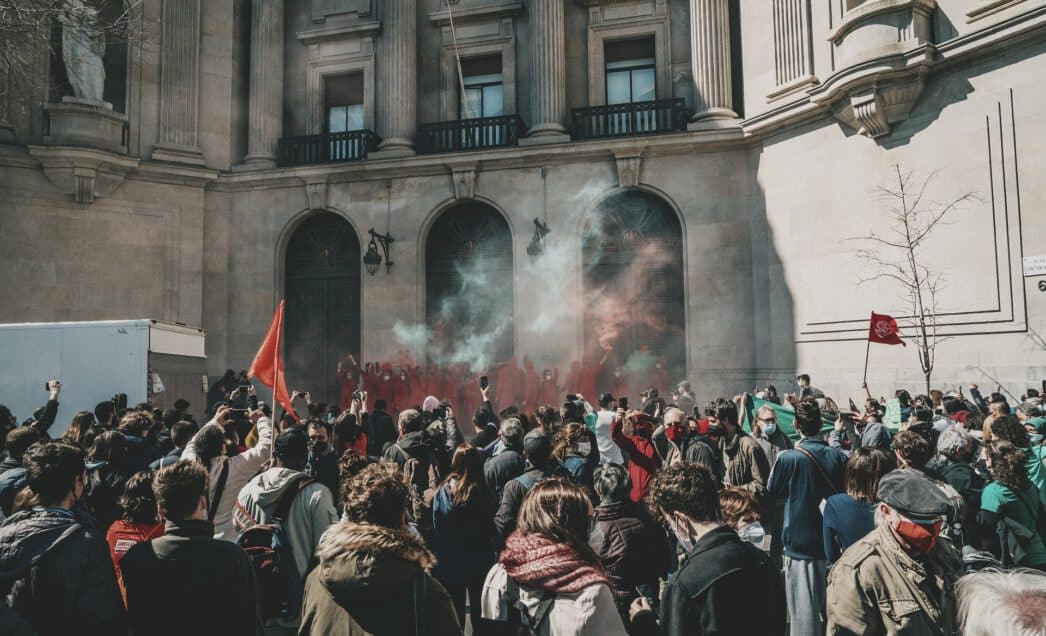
[234,474,313,621]
[504,578,556,636]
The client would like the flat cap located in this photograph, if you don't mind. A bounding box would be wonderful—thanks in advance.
[877,468,952,520]
[523,429,551,459]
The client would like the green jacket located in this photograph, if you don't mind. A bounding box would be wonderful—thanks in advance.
[827,523,962,636]
[299,522,462,636]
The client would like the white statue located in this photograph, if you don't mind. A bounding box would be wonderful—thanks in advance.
[60,0,107,103]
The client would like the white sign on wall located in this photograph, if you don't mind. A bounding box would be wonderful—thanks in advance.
[1024,255,1046,277]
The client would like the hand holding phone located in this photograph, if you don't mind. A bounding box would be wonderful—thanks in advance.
[619,397,629,410]
[479,376,489,391]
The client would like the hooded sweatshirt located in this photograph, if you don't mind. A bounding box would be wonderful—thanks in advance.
[299,522,462,635]
[233,466,338,577]
[0,507,126,635]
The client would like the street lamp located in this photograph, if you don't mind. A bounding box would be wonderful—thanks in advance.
[526,218,551,258]
[364,228,394,275]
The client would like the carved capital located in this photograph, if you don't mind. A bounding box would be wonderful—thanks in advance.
[613,148,645,188]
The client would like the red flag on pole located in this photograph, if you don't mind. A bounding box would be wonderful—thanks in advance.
[868,312,906,347]
[248,300,299,421]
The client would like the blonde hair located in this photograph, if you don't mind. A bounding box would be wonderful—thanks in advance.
[956,568,1046,636]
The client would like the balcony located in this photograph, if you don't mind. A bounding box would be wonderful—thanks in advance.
[277,129,380,167]
[417,114,526,154]
[571,98,687,140]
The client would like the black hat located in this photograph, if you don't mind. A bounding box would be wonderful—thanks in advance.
[877,468,952,521]
[523,429,552,461]
[274,427,309,462]
[599,392,616,406]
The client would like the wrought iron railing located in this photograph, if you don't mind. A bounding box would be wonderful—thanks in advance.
[571,98,687,140]
[417,114,526,154]
[277,129,380,167]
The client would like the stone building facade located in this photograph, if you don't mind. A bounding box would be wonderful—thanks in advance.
[1,0,1045,403]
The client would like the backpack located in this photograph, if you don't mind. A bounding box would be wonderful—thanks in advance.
[391,444,438,537]
[504,578,556,636]
[234,473,313,621]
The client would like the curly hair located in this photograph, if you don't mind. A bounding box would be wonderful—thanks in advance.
[719,487,760,529]
[646,462,721,524]
[118,411,154,437]
[120,470,159,525]
[338,449,376,488]
[517,478,600,564]
[987,415,1031,448]
[893,430,931,469]
[794,400,823,437]
[342,462,409,528]
[985,440,1031,493]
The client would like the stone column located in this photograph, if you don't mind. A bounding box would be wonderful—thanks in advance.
[689,0,738,125]
[243,0,284,168]
[374,0,416,157]
[152,0,205,165]
[522,0,570,144]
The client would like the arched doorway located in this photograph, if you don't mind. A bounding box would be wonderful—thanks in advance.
[284,212,361,404]
[425,201,514,367]
[582,189,685,396]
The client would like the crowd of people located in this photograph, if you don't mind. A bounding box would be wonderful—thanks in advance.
[1,371,1045,635]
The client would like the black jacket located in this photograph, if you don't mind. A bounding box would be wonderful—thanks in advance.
[0,456,25,516]
[631,526,786,636]
[589,499,672,619]
[472,423,499,450]
[493,466,563,545]
[0,507,126,635]
[124,434,163,473]
[484,446,525,506]
[120,518,263,636]
[367,410,397,457]
[86,463,131,535]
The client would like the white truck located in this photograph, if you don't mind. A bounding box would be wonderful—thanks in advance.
[0,320,207,435]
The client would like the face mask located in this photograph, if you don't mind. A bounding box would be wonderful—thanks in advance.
[665,423,686,444]
[400,375,407,382]
[706,426,723,441]
[738,521,766,545]
[761,422,777,436]
[383,374,391,381]
[311,441,330,456]
[891,515,941,555]
[670,516,695,553]
[545,373,552,380]
[1031,433,1044,445]
[577,441,591,455]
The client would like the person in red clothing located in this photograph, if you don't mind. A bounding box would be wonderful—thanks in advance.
[106,469,164,605]
[495,357,525,408]
[564,360,581,396]
[336,354,359,410]
[610,410,662,503]
[578,356,602,403]
[373,363,395,413]
[538,367,560,408]
[523,357,540,410]
[393,368,412,412]
[332,399,368,457]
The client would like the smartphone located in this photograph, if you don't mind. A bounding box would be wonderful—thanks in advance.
[619,397,629,410]
[43,382,49,391]
[479,376,489,391]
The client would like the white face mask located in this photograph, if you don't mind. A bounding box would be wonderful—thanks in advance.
[761,422,777,436]
[577,441,591,455]
[383,374,391,381]
[670,515,695,553]
[738,521,766,545]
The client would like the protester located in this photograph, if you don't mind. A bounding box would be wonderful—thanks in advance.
[629,463,786,635]
[483,478,628,635]
[117,411,163,473]
[718,487,767,547]
[432,445,497,634]
[828,410,892,452]
[85,429,133,534]
[594,393,625,465]
[105,469,163,603]
[0,441,126,634]
[589,463,671,624]
[60,410,95,449]
[120,461,263,635]
[483,417,526,506]
[655,407,721,480]
[0,427,40,516]
[715,400,770,496]
[182,404,273,540]
[553,422,600,499]
[383,408,441,538]
[766,399,847,636]
[331,407,368,458]
[610,410,661,503]
[826,469,963,634]
[985,414,1046,505]
[235,427,338,581]
[751,403,793,468]
[149,420,196,470]
[300,463,461,635]
[955,568,1046,635]
[979,440,1046,570]
[822,447,893,563]
[366,399,397,456]
[494,429,563,543]
[306,417,340,497]
[928,425,985,543]
[1017,401,1046,437]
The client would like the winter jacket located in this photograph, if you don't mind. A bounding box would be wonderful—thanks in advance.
[610,416,661,503]
[752,428,793,469]
[0,456,26,516]
[821,493,876,564]
[233,467,338,577]
[106,519,164,602]
[720,431,771,497]
[767,437,848,560]
[829,421,893,452]
[383,432,441,495]
[123,434,162,473]
[86,463,131,535]
[0,507,126,635]
[481,563,628,636]
[366,410,397,457]
[432,479,497,585]
[149,446,183,470]
[589,499,671,621]
[120,518,263,635]
[300,522,463,635]
[310,446,341,499]
[181,415,274,540]
[494,466,563,544]
[484,445,526,506]
[826,523,962,636]
[630,526,786,636]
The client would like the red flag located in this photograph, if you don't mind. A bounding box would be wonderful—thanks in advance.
[868,312,906,347]
[248,300,299,421]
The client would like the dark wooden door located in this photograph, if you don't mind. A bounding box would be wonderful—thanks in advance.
[284,213,361,404]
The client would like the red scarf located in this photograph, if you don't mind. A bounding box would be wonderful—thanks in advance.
[499,532,610,594]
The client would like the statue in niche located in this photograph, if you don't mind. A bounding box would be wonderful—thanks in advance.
[60,0,107,104]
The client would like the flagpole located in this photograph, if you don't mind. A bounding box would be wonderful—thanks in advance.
[862,312,872,389]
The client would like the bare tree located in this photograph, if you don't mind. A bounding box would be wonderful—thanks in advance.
[850,165,979,395]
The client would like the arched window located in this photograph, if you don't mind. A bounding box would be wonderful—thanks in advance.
[582,189,685,395]
[425,202,514,366]
[284,213,361,404]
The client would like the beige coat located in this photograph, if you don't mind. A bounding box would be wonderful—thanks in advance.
[827,523,962,636]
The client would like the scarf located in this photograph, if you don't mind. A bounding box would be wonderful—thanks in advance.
[499,532,610,594]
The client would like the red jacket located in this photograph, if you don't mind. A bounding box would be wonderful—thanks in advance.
[611,415,661,503]
[106,520,164,604]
